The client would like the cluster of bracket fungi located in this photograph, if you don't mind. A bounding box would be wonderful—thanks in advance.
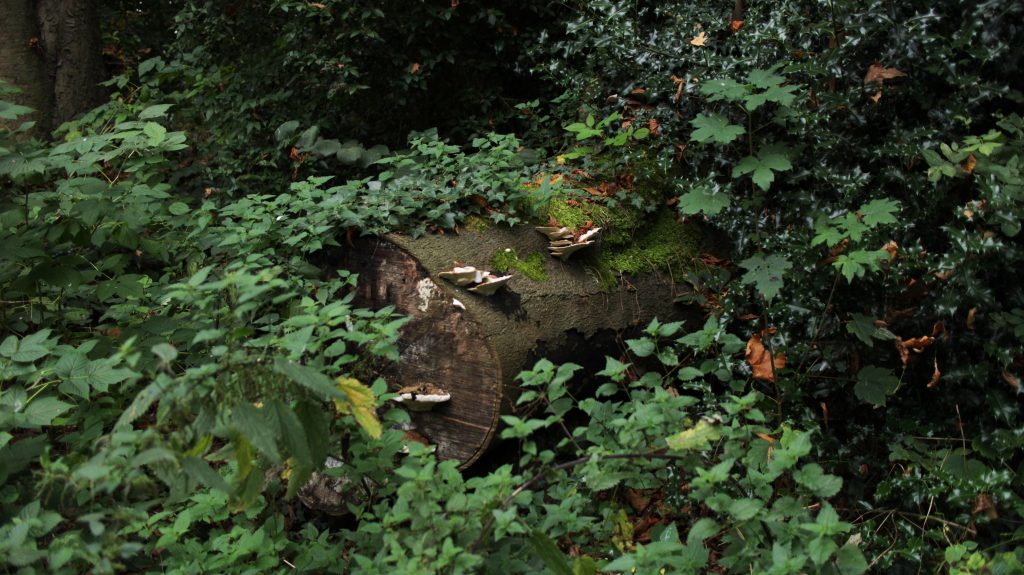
[437,265,512,295]
[535,220,601,260]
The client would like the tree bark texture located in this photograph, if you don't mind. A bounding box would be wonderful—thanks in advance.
[0,0,105,135]
[337,225,692,468]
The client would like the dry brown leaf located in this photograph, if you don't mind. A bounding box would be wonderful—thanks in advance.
[895,339,909,367]
[820,402,829,428]
[927,359,941,388]
[671,74,685,103]
[308,2,326,8]
[869,90,883,103]
[934,269,955,281]
[730,19,744,33]
[932,320,948,341]
[973,493,998,519]
[903,336,935,351]
[690,31,707,46]
[882,241,898,259]
[409,62,422,75]
[625,489,649,513]
[967,307,978,331]
[746,330,787,382]
[864,63,907,85]
[1003,369,1020,391]
[962,153,977,174]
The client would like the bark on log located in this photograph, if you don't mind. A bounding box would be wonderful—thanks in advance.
[337,224,692,468]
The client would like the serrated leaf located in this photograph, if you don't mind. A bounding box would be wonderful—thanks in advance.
[858,199,900,226]
[739,253,792,301]
[1,330,53,363]
[335,377,382,439]
[232,403,282,464]
[846,313,877,346]
[626,337,655,358]
[678,183,732,216]
[181,456,230,494]
[700,78,747,102]
[139,104,173,119]
[732,146,793,191]
[686,518,720,545]
[273,359,345,401]
[690,114,745,145]
[728,498,763,521]
[22,397,72,426]
[528,530,574,575]
[793,463,843,497]
[835,544,869,575]
[116,378,165,428]
[143,122,167,145]
[854,366,899,406]
[666,419,721,451]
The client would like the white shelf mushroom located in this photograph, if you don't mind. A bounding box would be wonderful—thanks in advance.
[393,383,452,412]
[438,264,512,296]
[536,224,601,261]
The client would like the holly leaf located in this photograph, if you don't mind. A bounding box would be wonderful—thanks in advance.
[690,114,745,145]
[854,366,899,406]
[732,146,793,191]
[739,253,792,301]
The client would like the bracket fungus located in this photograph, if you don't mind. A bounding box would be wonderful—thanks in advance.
[438,264,512,296]
[536,224,601,260]
[393,383,452,412]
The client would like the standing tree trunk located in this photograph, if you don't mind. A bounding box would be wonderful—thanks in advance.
[0,0,105,136]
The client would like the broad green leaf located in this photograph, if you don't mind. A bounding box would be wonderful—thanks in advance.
[151,343,178,363]
[0,330,53,363]
[143,122,167,145]
[181,456,230,494]
[727,498,763,521]
[834,250,889,282]
[835,544,869,575]
[678,183,731,216]
[732,146,793,191]
[232,403,282,464]
[274,120,300,142]
[666,419,721,451]
[793,463,843,497]
[274,359,345,400]
[117,377,166,428]
[846,313,877,346]
[686,518,720,544]
[690,114,745,145]
[700,78,747,102]
[335,377,382,439]
[854,366,900,406]
[139,104,173,119]
[22,397,72,426]
[528,530,575,575]
[808,537,838,566]
[168,201,190,215]
[626,337,656,358]
[858,199,901,226]
[739,253,792,301]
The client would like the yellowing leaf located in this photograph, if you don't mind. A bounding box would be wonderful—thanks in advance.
[690,31,707,46]
[666,418,721,451]
[334,377,382,439]
[745,330,787,382]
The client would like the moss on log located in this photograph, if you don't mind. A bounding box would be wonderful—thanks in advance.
[338,220,698,468]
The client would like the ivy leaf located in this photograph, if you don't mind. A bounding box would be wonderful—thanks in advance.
[739,253,792,301]
[678,183,732,216]
[854,366,900,406]
[690,114,745,145]
[732,146,793,191]
[335,377,382,439]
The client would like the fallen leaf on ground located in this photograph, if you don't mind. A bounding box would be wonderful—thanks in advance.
[746,330,787,382]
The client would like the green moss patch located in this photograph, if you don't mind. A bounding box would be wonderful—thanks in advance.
[545,196,644,249]
[593,209,701,285]
[492,249,549,281]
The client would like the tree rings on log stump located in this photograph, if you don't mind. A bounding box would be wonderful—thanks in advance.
[338,224,690,468]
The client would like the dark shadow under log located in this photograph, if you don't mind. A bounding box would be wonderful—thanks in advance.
[338,224,693,468]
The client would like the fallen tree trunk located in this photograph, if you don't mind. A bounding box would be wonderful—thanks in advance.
[337,223,693,468]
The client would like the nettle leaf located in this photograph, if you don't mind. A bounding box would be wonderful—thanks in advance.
[739,253,792,301]
[727,498,763,521]
[732,145,793,191]
[700,78,747,103]
[22,396,73,426]
[854,366,900,406]
[793,463,843,497]
[690,114,745,145]
[0,329,54,363]
[678,182,732,216]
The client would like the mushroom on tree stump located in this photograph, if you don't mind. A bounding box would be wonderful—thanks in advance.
[337,223,693,468]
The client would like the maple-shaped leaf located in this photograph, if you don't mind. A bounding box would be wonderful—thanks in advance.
[699,78,747,103]
[863,63,906,85]
[690,31,707,46]
[739,253,792,301]
[732,145,793,191]
[745,82,800,111]
[678,182,732,216]
[834,249,889,282]
[858,198,900,226]
[690,114,745,144]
